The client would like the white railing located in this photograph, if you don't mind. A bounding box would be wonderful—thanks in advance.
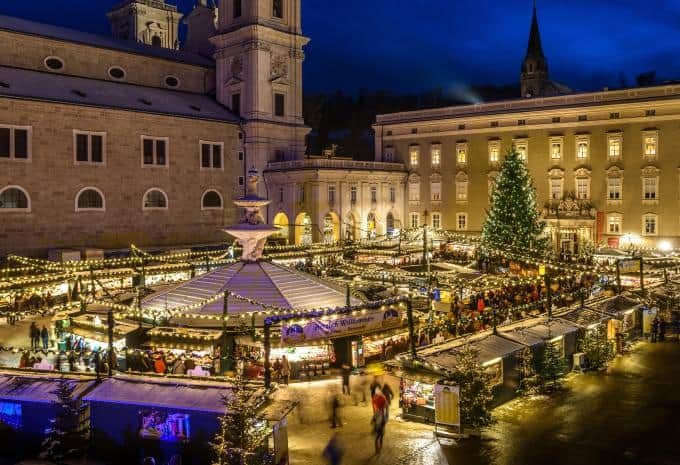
[266,158,405,172]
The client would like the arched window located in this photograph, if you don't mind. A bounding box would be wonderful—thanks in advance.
[0,186,30,211]
[202,190,223,210]
[143,188,168,210]
[151,35,162,47]
[386,213,395,236]
[75,187,104,211]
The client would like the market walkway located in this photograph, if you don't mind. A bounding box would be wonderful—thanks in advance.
[282,341,680,465]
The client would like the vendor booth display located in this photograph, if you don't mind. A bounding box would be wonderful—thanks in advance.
[589,295,643,343]
[64,314,142,352]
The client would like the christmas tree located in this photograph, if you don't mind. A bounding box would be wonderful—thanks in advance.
[211,375,273,465]
[579,326,614,371]
[537,338,568,392]
[451,345,495,430]
[40,376,89,463]
[480,148,548,257]
[517,346,539,395]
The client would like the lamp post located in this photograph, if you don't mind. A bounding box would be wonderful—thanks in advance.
[107,308,114,378]
[406,300,417,359]
[220,291,230,375]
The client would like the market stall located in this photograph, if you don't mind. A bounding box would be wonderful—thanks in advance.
[64,314,142,352]
[589,295,643,343]
[497,317,579,368]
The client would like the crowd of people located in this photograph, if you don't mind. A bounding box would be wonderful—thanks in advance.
[1,290,57,324]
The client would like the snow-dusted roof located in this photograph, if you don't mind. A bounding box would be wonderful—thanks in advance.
[83,376,235,413]
[0,373,95,404]
[498,317,579,346]
[555,306,611,328]
[143,261,361,318]
[415,331,525,370]
[0,66,238,123]
[0,14,214,67]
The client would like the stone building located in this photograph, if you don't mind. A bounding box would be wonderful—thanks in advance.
[374,5,680,252]
[0,0,405,255]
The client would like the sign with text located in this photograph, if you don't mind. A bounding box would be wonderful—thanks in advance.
[281,307,402,344]
[618,259,641,274]
[435,383,460,427]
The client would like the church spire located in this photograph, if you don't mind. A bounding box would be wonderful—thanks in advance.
[520,1,549,98]
[525,2,545,61]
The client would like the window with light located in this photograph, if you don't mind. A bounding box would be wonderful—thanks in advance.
[456,181,468,201]
[608,215,622,234]
[431,213,441,229]
[608,137,622,159]
[431,182,441,201]
[456,144,467,165]
[643,215,657,235]
[643,177,658,200]
[409,146,419,166]
[608,178,622,200]
[488,143,500,163]
[328,186,336,204]
[644,134,658,158]
[576,140,589,159]
[550,142,562,160]
[410,213,419,228]
[457,213,467,230]
[409,182,420,202]
[431,145,441,167]
[550,179,563,200]
[576,178,590,200]
[514,142,527,161]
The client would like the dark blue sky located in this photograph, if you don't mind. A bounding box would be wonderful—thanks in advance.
[2,0,680,96]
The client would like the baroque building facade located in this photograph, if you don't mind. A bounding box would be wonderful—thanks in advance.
[0,0,406,255]
[374,6,680,252]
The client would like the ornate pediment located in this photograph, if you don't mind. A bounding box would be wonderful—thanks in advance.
[606,165,624,178]
[548,168,564,179]
[408,173,421,183]
[543,195,595,219]
[455,171,468,182]
[574,167,592,178]
[641,165,660,176]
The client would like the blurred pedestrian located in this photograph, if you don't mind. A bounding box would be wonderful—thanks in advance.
[40,325,49,350]
[371,391,387,455]
[323,433,344,465]
[330,392,342,428]
[29,322,39,350]
[382,382,394,420]
[341,364,351,395]
[281,355,290,385]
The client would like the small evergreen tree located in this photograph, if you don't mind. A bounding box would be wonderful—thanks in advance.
[579,326,614,371]
[211,375,273,465]
[480,148,549,258]
[517,346,539,395]
[450,346,495,430]
[40,376,89,463]
[537,338,568,392]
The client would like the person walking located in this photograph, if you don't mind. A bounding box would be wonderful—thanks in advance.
[341,364,351,396]
[40,325,49,350]
[371,388,387,455]
[382,382,394,421]
[29,322,39,350]
[330,392,342,428]
[651,316,659,343]
[281,355,291,385]
[322,433,344,465]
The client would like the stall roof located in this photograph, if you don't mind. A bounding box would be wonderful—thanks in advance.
[590,295,643,317]
[0,373,95,404]
[147,327,223,342]
[555,306,611,329]
[83,376,256,414]
[404,331,526,373]
[498,317,579,347]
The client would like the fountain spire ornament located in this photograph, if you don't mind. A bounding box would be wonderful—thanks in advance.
[223,167,279,262]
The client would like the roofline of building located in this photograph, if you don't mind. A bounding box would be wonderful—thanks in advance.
[375,83,680,126]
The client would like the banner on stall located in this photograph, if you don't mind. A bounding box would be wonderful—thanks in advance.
[280,307,402,344]
[618,259,640,274]
[434,383,460,427]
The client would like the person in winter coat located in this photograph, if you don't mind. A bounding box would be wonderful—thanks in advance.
[29,322,39,350]
[154,355,167,374]
[40,325,49,350]
[280,355,291,385]
[19,351,30,368]
[172,357,186,375]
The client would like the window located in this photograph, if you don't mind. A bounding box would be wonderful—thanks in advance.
[273,0,283,18]
[0,126,30,160]
[383,147,395,162]
[274,150,285,162]
[370,186,377,203]
[44,56,64,71]
[488,141,500,164]
[431,212,441,229]
[108,66,126,80]
[576,177,590,200]
[431,181,442,201]
[328,185,336,204]
[74,131,105,164]
[608,134,622,160]
[578,115,588,121]
[75,187,104,211]
[233,0,242,17]
[610,112,620,119]
[151,35,162,47]
[513,140,528,162]
[0,186,30,211]
[298,185,305,203]
[607,177,622,201]
[164,76,180,88]
[143,188,168,210]
[239,151,244,161]
[608,214,622,235]
[350,186,357,204]
[431,144,441,167]
[411,128,418,134]
[200,141,223,169]
[643,176,658,200]
[491,121,499,128]
[456,143,467,165]
[458,124,466,130]
[643,214,658,236]
[576,136,589,160]
[456,174,468,202]
[274,93,285,117]
[231,93,241,116]
[457,213,468,231]
[279,187,284,203]
[552,117,561,123]
[238,176,244,186]
[389,186,396,203]
[142,136,168,167]
[549,137,562,160]
[550,178,563,200]
[410,212,419,229]
[643,132,658,160]
[409,145,419,166]
[202,190,223,210]
[646,109,656,117]
[518,119,526,126]
[409,181,420,202]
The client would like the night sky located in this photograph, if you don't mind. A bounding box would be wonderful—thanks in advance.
[2,0,680,97]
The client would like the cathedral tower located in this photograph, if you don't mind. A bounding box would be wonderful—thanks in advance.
[211,0,310,196]
[520,3,548,98]
[107,0,183,49]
